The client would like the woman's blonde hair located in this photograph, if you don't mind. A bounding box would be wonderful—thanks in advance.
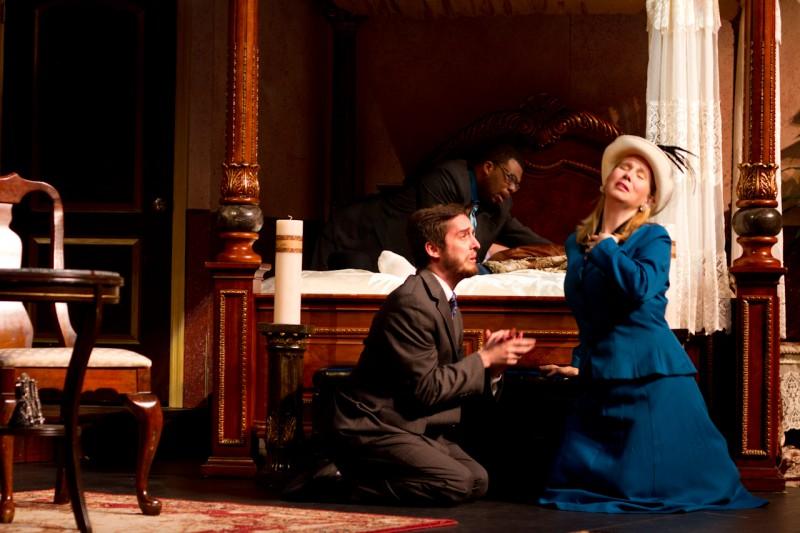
[575,200,652,246]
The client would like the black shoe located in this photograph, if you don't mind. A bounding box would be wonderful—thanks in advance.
[282,461,348,502]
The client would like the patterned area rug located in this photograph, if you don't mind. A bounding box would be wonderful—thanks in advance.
[12,490,457,532]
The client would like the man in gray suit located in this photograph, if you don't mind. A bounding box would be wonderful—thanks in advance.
[331,203,536,505]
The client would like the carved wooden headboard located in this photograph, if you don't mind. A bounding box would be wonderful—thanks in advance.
[425,94,622,244]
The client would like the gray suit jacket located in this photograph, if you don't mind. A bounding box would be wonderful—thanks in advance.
[333,269,487,443]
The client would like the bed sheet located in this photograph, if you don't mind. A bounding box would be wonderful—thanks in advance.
[260,268,565,297]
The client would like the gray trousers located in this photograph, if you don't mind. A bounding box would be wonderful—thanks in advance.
[338,431,489,505]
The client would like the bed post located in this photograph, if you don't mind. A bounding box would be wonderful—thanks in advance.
[730,0,785,491]
[202,0,265,478]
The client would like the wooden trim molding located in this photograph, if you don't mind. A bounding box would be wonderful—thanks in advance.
[739,295,774,457]
[217,289,250,446]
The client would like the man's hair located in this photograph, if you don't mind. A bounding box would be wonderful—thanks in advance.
[467,144,523,168]
[407,203,470,268]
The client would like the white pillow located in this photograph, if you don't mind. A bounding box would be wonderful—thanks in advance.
[378,250,416,278]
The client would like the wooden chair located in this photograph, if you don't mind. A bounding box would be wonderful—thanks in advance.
[0,173,162,524]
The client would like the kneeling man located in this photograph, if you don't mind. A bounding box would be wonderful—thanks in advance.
[332,203,536,505]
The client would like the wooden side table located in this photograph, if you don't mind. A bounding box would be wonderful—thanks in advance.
[0,268,123,533]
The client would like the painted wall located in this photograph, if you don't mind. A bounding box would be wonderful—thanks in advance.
[178,0,227,212]
[355,13,650,194]
[352,11,736,204]
[260,0,330,222]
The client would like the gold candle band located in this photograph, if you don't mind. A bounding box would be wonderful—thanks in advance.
[276,244,303,253]
[276,235,303,254]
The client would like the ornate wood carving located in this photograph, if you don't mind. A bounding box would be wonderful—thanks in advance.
[215,289,250,446]
[739,296,775,457]
[736,162,779,203]
[221,163,260,203]
[462,329,485,355]
[729,0,784,491]
[425,94,621,170]
[215,0,263,263]
[203,0,269,477]
[732,270,784,490]
[202,262,268,478]
[732,0,781,264]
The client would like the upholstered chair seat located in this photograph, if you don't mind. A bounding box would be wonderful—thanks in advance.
[0,348,151,368]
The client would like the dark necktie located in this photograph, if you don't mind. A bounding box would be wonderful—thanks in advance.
[449,294,463,358]
[449,294,458,318]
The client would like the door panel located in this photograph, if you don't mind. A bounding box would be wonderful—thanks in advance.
[1,0,176,402]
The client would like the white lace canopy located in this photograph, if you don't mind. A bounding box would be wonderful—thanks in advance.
[645,0,732,334]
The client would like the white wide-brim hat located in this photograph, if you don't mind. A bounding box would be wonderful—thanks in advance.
[601,135,674,215]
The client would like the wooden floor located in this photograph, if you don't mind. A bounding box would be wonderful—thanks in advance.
[10,407,800,532]
[15,459,799,533]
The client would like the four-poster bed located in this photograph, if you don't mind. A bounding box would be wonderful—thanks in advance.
[203,0,785,492]
[255,94,618,385]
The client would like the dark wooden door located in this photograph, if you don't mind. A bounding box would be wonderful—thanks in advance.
[1,0,176,403]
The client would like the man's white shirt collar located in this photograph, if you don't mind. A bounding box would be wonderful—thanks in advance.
[430,271,454,302]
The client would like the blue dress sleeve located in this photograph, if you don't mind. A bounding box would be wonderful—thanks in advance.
[585,224,671,304]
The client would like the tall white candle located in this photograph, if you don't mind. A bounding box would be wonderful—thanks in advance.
[274,218,303,324]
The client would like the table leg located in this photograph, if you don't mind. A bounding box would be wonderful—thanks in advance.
[62,300,103,533]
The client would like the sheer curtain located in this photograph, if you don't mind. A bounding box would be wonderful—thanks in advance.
[645,0,731,333]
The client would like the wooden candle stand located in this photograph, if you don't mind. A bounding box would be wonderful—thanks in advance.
[258,323,313,484]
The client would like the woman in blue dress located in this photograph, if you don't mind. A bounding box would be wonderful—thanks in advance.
[537,135,766,513]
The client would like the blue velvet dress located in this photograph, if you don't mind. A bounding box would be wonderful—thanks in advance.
[538,224,766,513]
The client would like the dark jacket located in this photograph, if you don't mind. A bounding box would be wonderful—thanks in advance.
[313,159,548,270]
[332,269,487,443]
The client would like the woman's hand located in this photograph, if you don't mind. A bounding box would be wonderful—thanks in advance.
[539,364,579,378]
[585,232,618,252]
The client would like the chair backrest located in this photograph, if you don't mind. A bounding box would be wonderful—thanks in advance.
[0,172,76,347]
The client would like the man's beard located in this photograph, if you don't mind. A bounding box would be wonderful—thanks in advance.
[441,254,478,283]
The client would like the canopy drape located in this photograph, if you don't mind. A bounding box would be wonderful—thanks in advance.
[645,0,731,333]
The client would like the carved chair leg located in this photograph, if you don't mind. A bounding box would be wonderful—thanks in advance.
[0,436,13,524]
[0,396,16,523]
[124,393,162,516]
